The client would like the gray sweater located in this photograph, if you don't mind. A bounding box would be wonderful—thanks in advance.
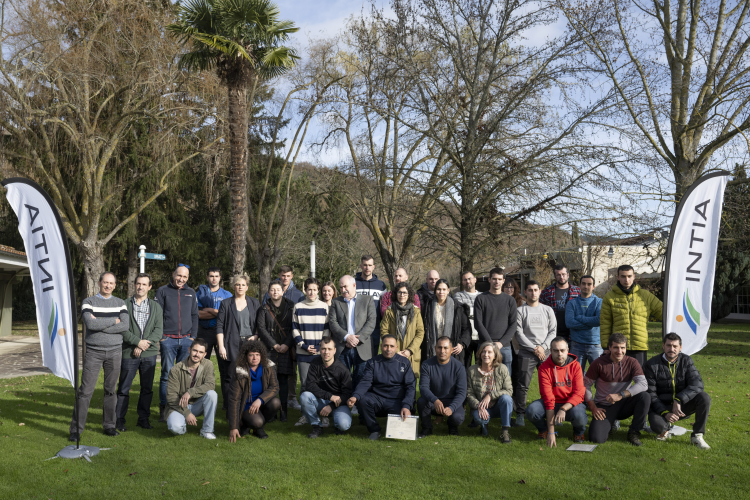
[515,303,556,353]
[81,295,128,350]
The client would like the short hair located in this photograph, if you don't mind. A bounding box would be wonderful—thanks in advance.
[304,277,320,290]
[617,265,634,275]
[435,278,450,290]
[268,279,283,292]
[231,274,251,287]
[133,272,152,286]
[550,336,568,349]
[319,336,335,347]
[99,271,116,283]
[580,275,595,285]
[608,333,628,348]
[361,254,374,263]
[191,337,208,352]
[525,280,540,290]
[381,334,398,344]
[207,266,222,276]
[461,270,475,279]
[279,265,293,274]
[489,267,504,279]
[553,264,568,273]
[663,332,682,345]
[436,336,453,346]
[476,341,503,368]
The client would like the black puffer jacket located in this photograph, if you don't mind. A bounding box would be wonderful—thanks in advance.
[644,352,705,414]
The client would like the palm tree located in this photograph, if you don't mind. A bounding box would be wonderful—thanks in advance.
[168,0,299,275]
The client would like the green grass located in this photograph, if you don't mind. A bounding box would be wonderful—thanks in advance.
[1,323,749,499]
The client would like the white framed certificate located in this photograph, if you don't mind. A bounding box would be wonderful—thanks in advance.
[386,414,419,440]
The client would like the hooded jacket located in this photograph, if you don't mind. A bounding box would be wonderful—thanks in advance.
[154,281,199,338]
[600,283,662,351]
[355,272,387,333]
[538,353,585,410]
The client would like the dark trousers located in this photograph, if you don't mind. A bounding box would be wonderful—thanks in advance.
[359,393,405,434]
[462,340,480,372]
[241,398,282,430]
[217,356,233,411]
[417,396,465,431]
[589,392,650,443]
[197,326,219,360]
[278,375,289,411]
[115,355,157,426]
[648,392,711,436]
[626,349,647,368]
[340,347,367,391]
[70,347,121,435]
[514,349,545,415]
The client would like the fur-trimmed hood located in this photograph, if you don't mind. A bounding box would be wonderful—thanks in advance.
[236,361,276,378]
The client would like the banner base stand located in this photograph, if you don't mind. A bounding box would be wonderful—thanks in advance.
[55,445,102,462]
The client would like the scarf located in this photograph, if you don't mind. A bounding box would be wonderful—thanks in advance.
[617,282,634,295]
[427,296,454,358]
[392,302,414,340]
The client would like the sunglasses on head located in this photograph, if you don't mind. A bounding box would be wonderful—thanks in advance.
[178,263,190,269]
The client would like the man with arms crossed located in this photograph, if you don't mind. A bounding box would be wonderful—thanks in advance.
[348,335,416,440]
[513,280,556,428]
[196,267,233,360]
[584,333,650,446]
[474,267,518,375]
[166,338,217,439]
[565,275,602,372]
[300,337,353,438]
[417,336,467,438]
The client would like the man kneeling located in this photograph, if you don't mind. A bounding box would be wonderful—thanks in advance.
[585,333,650,446]
[300,337,353,438]
[347,335,416,440]
[417,336,467,438]
[166,338,217,439]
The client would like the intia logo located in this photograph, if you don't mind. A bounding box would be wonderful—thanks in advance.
[675,290,700,334]
[47,298,59,346]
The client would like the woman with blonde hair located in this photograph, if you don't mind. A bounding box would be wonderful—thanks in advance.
[466,341,514,443]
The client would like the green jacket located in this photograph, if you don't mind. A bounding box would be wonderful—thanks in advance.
[600,284,662,351]
[466,364,513,410]
[166,358,215,418]
[122,298,164,359]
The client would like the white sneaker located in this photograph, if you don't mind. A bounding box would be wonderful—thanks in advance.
[691,433,710,449]
[613,420,621,431]
[350,406,359,416]
[294,415,308,426]
[321,417,330,428]
[656,430,670,441]
[288,397,301,411]
[201,432,216,440]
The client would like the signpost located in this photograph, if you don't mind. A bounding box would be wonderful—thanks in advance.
[138,245,166,273]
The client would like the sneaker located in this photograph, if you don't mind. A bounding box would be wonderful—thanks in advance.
[201,432,216,440]
[136,421,153,430]
[350,405,359,416]
[656,430,670,441]
[68,433,79,442]
[321,417,330,428]
[294,415,308,427]
[691,433,710,450]
[613,419,621,431]
[500,428,511,444]
[627,432,642,447]
[448,426,459,436]
[512,415,525,427]
[307,426,324,439]
[368,431,380,440]
[574,434,585,443]
[287,397,301,411]
[418,428,433,439]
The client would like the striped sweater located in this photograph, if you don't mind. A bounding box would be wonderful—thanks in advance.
[292,299,329,362]
[81,295,129,350]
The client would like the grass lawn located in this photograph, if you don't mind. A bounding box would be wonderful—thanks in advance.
[1,323,749,499]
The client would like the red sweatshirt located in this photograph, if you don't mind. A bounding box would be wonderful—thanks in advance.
[538,353,585,410]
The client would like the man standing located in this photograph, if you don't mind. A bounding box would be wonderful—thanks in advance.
[565,275,603,372]
[645,333,711,449]
[526,337,587,447]
[327,275,376,391]
[69,272,129,441]
[355,255,388,354]
[584,333,650,446]
[454,271,481,370]
[166,338,217,439]
[196,267,233,360]
[417,336,467,438]
[600,265,662,367]
[540,265,580,344]
[379,267,421,315]
[473,267,518,375]
[513,280,556,427]
[155,265,199,422]
[300,337,353,438]
[115,273,163,432]
[347,335,416,440]
[416,270,440,322]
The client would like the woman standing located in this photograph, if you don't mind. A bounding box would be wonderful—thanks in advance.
[321,281,338,307]
[380,282,425,377]
[256,280,294,422]
[503,277,525,392]
[228,341,280,441]
[422,279,472,364]
[466,342,514,443]
[216,275,261,413]
[502,278,526,307]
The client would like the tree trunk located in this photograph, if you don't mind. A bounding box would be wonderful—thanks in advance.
[672,157,702,202]
[257,257,273,301]
[78,239,106,299]
[375,246,398,291]
[127,245,139,297]
[228,81,249,276]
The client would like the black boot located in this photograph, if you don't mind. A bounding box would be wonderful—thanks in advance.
[159,405,167,423]
[280,409,288,422]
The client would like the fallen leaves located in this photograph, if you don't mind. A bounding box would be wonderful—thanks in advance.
[659,458,666,462]
[202,481,210,486]
[129,472,137,476]
[18,423,25,426]
[518,480,526,484]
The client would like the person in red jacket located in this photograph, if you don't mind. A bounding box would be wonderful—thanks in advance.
[526,336,587,448]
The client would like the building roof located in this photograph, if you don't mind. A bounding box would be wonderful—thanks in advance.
[0,244,26,257]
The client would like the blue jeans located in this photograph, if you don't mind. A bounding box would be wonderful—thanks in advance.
[159,337,192,406]
[299,391,352,430]
[340,347,367,392]
[526,399,588,435]
[471,394,513,427]
[167,390,217,435]
[569,341,603,373]
[500,346,513,376]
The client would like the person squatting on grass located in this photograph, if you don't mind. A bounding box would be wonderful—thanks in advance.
[166,338,217,439]
[417,336,467,439]
[466,342,514,443]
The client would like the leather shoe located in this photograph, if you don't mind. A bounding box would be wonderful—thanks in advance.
[279,410,288,423]
[68,433,79,442]
[136,421,153,430]
[254,428,269,439]
[104,428,120,437]
[116,424,127,432]
[418,428,433,439]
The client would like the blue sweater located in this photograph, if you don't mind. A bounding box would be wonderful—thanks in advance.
[418,356,467,412]
[353,354,416,410]
[565,295,602,345]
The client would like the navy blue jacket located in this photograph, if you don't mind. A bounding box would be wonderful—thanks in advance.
[352,354,416,410]
[355,272,387,327]
[418,356,467,412]
[154,282,199,338]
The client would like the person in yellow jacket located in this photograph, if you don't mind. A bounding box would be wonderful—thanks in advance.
[600,265,662,367]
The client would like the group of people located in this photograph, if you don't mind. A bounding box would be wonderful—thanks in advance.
[69,257,712,450]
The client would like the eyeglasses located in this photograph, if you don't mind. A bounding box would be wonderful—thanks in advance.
[178,263,190,269]
[396,291,409,295]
